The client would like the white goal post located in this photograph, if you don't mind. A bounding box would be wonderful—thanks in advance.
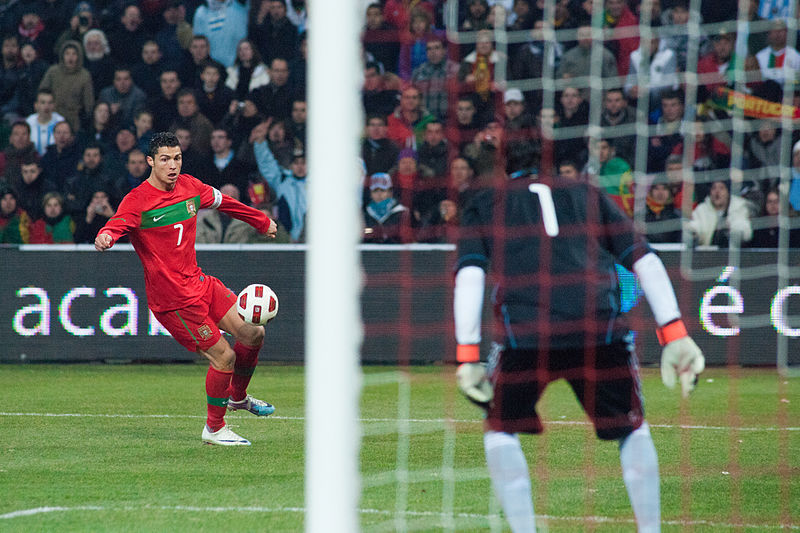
[306,1,364,532]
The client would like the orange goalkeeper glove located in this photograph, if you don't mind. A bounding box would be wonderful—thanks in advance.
[456,344,492,409]
[657,320,706,398]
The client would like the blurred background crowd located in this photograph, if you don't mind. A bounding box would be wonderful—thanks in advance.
[0,0,799,247]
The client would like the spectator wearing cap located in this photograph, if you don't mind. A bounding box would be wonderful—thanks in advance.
[82,29,114,98]
[689,179,753,247]
[639,177,682,243]
[193,0,248,68]
[0,185,31,244]
[250,118,308,242]
[54,2,97,62]
[556,25,618,83]
[363,172,412,244]
[411,36,458,120]
[38,40,94,133]
[502,87,539,173]
[755,19,800,86]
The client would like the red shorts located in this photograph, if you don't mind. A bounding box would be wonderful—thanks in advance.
[487,339,644,440]
[152,275,237,352]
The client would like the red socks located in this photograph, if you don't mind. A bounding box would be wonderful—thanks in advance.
[229,342,260,402]
[205,366,232,432]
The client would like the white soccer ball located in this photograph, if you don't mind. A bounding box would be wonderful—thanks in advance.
[237,284,279,325]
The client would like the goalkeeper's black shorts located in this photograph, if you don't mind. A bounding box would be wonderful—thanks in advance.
[487,339,645,440]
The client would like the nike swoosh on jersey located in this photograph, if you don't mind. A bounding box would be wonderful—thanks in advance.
[153,214,166,222]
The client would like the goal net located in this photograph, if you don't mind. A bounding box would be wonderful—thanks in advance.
[307,0,798,530]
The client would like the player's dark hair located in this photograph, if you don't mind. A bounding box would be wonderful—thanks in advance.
[148,131,180,158]
[365,113,387,125]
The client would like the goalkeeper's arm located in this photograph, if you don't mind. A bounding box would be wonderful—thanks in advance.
[632,252,705,397]
[454,265,493,406]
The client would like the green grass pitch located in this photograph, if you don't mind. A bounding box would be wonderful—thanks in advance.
[0,364,797,532]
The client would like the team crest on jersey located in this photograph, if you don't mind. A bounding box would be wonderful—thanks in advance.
[186,200,196,216]
[197,324,213,340]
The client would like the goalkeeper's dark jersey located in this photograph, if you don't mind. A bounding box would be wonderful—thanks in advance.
[455,175,653,350]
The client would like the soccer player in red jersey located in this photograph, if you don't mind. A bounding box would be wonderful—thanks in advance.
[95,131,278,446]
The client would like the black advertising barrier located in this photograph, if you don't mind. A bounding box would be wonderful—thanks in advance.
[1,244,799,366]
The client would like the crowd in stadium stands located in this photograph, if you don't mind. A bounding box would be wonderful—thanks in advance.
[1,0,800,246]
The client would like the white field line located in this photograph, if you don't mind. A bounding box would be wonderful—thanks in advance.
[0,505,796,530]
[0,412,797,432]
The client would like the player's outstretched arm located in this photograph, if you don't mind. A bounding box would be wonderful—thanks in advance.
[95,232,113,251]
[633,252,705,398]
[454,265,492,408]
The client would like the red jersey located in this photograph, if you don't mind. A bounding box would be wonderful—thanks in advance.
[99,174,271,312]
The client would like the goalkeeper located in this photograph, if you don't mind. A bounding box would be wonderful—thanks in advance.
[454,174,704,532]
